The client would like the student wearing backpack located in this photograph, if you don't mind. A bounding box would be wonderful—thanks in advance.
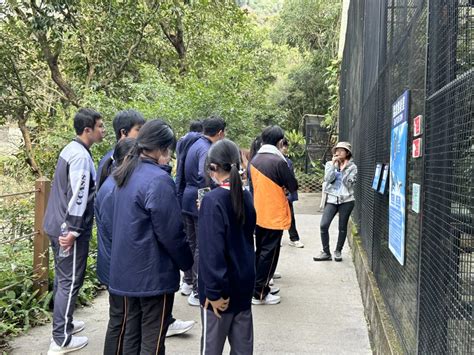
[198,139,256,354]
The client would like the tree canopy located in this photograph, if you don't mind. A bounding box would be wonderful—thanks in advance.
[0,0,341,177]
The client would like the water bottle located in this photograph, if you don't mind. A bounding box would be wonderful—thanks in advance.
[58,223,71,258]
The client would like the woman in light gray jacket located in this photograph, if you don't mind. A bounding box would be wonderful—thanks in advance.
[314,142,357,262]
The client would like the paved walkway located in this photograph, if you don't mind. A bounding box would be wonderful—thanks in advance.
[10,194,371,354]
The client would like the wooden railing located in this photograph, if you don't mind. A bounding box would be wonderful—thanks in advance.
[0,177,51,297]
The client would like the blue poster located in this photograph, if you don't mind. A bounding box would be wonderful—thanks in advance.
[389,90,409,265]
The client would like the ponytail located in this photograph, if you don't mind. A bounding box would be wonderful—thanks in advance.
[207,139,246,225]
[98,157,114,190]
[113,141,141,188]
[229,163,245,225]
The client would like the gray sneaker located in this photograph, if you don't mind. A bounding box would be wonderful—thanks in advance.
[334,250,342,262]
[313,251,332,261]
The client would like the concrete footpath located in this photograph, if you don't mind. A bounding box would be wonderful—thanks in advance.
[10,194,371,354]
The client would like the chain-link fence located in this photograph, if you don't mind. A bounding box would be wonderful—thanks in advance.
[340,1,472,354]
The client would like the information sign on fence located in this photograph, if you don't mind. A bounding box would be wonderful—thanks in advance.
[412,183,421,214]
[378,164,389,194]
[412,138,422,158]
[413,115,423,137]
[389,90,409,265]
[372,163,383,190]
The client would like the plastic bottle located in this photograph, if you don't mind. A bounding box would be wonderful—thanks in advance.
[58,223,70,258]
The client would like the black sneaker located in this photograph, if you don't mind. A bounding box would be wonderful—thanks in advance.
[334,250,342,262]
[313,251,332,261]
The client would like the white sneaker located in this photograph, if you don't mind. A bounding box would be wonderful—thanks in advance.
[269,278,274,286]
[166,319,195,337]
[252,293,281,305]
[187,292,200,307]
[288,240,305,248]
[273,271,282,279]
[72,320,85,335]
[180,283,193,296]
[270,286,280,295]
[48,336,88,354]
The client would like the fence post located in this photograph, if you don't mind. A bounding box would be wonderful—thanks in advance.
[33,177,51,297]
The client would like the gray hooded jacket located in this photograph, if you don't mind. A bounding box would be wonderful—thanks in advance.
[323,159,357,204]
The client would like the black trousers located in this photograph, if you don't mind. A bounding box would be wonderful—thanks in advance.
[288,202,300,241]
[183,214,199,294]
[104,292,141,355]
[124,293,175,355]
[50,234,89,347]
[320,201,355,254]
[254,226,282,300]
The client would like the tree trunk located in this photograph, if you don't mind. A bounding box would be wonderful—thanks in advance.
[17,116,42,178]
[160,17,187,75]
[37,33,80,107]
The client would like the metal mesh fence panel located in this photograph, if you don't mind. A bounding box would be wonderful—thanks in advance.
[418,1,473,354]
[340,0,472,353]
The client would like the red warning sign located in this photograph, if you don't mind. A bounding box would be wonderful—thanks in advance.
[413,115,422,137]
[413,138,422,158]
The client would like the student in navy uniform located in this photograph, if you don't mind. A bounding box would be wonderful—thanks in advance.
[181,116,226,306]
[95,138,136,355]
[175,121,203,297]
[109,120,193,354]
[175,120,203,208]
[176,120,203,158]
[280,138,304,248]
[43,108,105,354]
[97,109,145,186]
[198,139,256,355]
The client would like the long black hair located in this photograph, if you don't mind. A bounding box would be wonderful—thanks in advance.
[113,119,176,188]
[249,135,262,160]
[206,139,245,225]
[97,138,135,190]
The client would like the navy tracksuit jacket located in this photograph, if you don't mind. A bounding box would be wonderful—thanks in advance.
[198,187,257,313]
[181,136,212,217]
[109,159,193,297]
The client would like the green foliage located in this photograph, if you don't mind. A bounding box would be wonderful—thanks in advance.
[236,0,285,19]
[323,58,341,128]
[285,129,306,171]
[0,0,342,345]
[0,276,53,351]
[269,0,341,132]
[1,1,284,172]
[0,189,46,349]
[0,181,100,348]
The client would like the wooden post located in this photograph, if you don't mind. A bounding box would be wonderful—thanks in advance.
[33,177,51,297]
